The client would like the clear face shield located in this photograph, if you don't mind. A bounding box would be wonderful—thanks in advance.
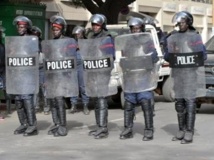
[50,15,67,32]
[13,16,32,27]
[72,26,84,39]
[172,12,191,31]
[89,14,107,32]
[172,12,190,26]
[128,17,145,33]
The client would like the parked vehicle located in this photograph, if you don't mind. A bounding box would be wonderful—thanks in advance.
[196,35,214,112]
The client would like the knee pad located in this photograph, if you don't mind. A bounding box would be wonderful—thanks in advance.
[97,98,107,110]
[124,101,134,111]
[140,99,151,111]
[15,100,23,109]
[175,99,186,113]
[185,99,196,113]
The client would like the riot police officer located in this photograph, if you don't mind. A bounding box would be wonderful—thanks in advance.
[85,14,115,139]
[46,15,71,137]
[70,26,90,115]
[31,26,50,115]
[144,17,165,44]
[12,16,38,136]
[119,17,158,141]
[164,11,206,144]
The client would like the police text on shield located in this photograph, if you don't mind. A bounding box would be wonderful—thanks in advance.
[8,57,36,67]
[45,59,75,70]
[83,58,111,70]
[177,55,195,65]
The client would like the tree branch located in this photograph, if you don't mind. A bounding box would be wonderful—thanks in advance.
[82,0,99,14]
[93,0,104,7]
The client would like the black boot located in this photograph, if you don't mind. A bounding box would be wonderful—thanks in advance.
[23,98,38,136]
[34,94,40,113]
[93,98,109,139]
[54,97,67,137]
[69,103,78,114]
[181,99,196,144]
[151,98,155,117]
[172,113,186,141]
[43,98,50,115]
[83,103,90,115]
[120,101,134,140]
[48,99,60,135]
[4,90,11,114]
[88,105,99,136]
[14,100,28,135]
[141,99,154,141]
[172,99,186,141]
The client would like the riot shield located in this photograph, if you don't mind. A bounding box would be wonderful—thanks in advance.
[42,38,78,98]
[167,32,206,98]
[5,36,39,94]
[115,32,158,93]
[78,37,117,97]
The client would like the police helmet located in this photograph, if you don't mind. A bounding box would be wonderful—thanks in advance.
[50,15,67,32]
[128,17,145,31]
[13,16,32,28]
[72,26,85,35]
[143,17,158,28]
[31,26,42,39]
[172,11,193,27]
[89,14,107,31]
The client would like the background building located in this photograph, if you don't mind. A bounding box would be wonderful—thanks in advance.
[42,0,212,42]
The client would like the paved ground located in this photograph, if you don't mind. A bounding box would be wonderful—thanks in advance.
[0,96,214,160]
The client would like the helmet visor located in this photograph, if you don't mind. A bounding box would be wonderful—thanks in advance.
[13,16,32,27]
[172,12,190,26]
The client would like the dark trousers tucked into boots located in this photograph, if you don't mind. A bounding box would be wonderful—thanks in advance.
[88,102,99,136]
[48,99,59,135]
[181,99,196,144]
[172,99,186,141]
[83,103,90,115]
[49,97,67,137]
[89,97,108,139]
[120,100,135,139]
[70,103,78,114]
[141,99,154,141]
[43,98,50,115]
[36,86,50,115]
[173,98,196,144]
[14,100,28,135]
[23,98,38,136]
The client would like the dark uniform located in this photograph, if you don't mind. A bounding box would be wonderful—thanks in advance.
[164,11,207,144]
[119,17,158,141]
[12,16,38,136]
[31,26,50,115]
[70,26,90,115]
[46,15,72,137]
[87,14,115,139]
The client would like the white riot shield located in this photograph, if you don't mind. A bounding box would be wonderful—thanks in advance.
[42,38,78,98]
[167,32,206,98]
[5,36,39,94]
[78,37,117,97]
[115,32,158,93]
